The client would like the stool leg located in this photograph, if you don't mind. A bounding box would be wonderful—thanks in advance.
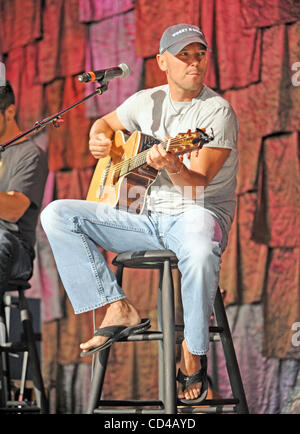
[86,348,110,414]
[157,270,164,402]
[115,265,124,286]
[19,351,29,402]
[85,264,122,414]
[161,260,177,414]
[213,287,249,414]
[18,291,48,414]
[0,298,10,406]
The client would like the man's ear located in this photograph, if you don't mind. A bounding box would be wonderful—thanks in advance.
[156,53,168,72]
[4,104,16,121]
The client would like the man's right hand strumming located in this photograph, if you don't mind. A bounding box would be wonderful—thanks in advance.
[88,111,127,160]
[89,133,112,160]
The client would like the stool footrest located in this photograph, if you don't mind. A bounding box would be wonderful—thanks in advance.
[177,398,240,414]
[178,398,239,407]
[113,326,225,343]
[93,398,239,414]
[119,331,163,342]
[0,401,41,414]
[94,399,165,414]
[94,408,167,414]
[0,342,28,352]
[95,399,163,407]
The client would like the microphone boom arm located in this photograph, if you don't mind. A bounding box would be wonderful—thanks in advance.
[0,83,108,152]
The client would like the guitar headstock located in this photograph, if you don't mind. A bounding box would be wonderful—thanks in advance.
[169,128,214,156]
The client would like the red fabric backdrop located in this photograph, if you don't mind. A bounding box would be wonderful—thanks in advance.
[1,0,300,412]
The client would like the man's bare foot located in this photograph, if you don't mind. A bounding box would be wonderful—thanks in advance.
[80,298,141,353]
[178,339,204,401]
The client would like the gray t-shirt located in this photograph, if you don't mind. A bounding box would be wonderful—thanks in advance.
[116,84,239,237]
[0,139,48,248]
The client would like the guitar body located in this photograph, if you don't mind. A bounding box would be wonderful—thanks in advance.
[86,131,160,214]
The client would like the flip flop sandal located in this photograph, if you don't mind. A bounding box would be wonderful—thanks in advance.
[176,355,208,404]
[80,318,151,357]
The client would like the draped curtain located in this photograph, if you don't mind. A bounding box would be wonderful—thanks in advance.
[1,0,299,413]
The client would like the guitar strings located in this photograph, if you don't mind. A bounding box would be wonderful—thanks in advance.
[122,137,200,172]
[109,136,200,175]
[109,139,199,178]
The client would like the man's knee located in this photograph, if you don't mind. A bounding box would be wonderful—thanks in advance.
[179,240,221,270]
[41,200,68,232]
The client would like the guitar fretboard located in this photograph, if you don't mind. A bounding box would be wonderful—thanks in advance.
[119,147,149,176]
[118,136,196,176]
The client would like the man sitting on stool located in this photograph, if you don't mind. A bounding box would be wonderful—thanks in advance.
[41,24,238,404]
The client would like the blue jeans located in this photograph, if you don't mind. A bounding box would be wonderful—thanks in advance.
[0,228,34,299]
[41,200,223,355]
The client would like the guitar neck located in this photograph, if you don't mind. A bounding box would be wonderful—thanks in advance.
[119,137,183,176]
[119,148,148,176]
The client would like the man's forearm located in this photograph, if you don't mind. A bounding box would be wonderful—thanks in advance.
[89,110,126,140]
[0,191,30,222]
[89,118,115,140]
[167,164,208,200]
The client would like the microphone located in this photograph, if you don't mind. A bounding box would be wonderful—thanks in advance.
[78,63,130,83]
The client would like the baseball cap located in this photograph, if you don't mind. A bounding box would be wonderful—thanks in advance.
[159,24,209,55]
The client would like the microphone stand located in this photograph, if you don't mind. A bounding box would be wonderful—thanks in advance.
[0,83,108,153]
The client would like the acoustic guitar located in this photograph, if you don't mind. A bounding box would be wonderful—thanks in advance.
[86,129,214,214]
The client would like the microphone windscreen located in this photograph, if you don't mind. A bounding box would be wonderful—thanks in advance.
[118,63,130,78]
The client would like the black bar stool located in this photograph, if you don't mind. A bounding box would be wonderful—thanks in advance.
[85,250,249,414]
[0,279,48,414]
